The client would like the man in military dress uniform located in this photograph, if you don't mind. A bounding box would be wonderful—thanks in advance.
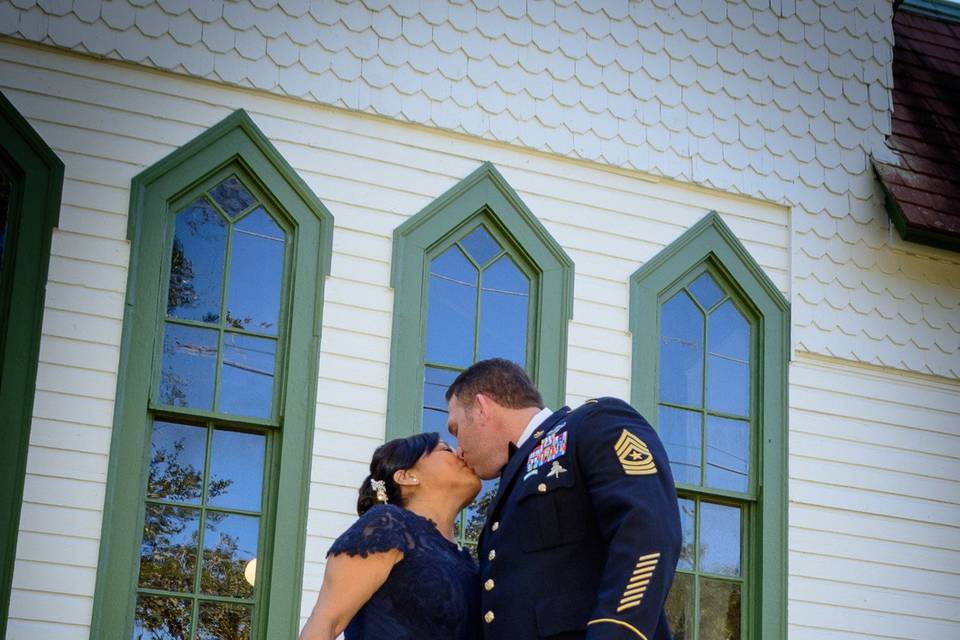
[446,359,681,640]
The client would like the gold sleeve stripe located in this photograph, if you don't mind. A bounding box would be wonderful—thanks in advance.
[588,619,649,640]
[617,552,660,612]
[623,581,651,595]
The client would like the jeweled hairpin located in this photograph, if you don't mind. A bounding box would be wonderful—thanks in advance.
[370,479,388,503]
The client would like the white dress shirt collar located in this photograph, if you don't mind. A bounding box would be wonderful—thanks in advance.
[515,407,554,448]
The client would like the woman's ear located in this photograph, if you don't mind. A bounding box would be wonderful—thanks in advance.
[394,468,419,487]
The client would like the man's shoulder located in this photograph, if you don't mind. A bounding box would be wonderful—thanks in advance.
[565,397,638,425]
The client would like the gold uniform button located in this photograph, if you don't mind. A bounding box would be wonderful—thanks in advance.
[484,611,495,623]
[488,549,496,561]
[491,521,499,532]
[484,579,495,591]
[538,483,547,492]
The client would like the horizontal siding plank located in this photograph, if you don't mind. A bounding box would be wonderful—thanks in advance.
[31,389,115,429]
[789,599,957,638]
[47,255,128,294]
[11,560,96,597]
[791,406,960,461]
[34,362,117,401]
[790,503,960,552]
[791,479,960,527]
[44,281,125,320]
[16,531,100,568]
[5,618,89,640]
[24,447,108,484]
[28,420,112,457]
[8,589,93,626]
[791,527,960,575]
[791,575,960,624]
[41,308,122,347]
[38,335,120,374]
[313,402,386,440]
[21,475,106,512]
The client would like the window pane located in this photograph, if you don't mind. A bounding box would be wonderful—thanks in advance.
[201,512,259,598]
[677,497,695,571]
[707,355,749,417]
[133,595,192,640]
[688,272,724,310]
[160,323,218,409]
[699,502,741,577]
[478,255,529,365]
[147,421,206,504]
[210,176,255,219]
[463,479,498,546]
[208,430,266,512]
[658,406,701,486]
[665,572,693,640]
[197,602,252,640]
[167,198,227,323]
[225,208,285,335]
[706,416,749,493]
[425,245,478,367]
[699,578,741,640]
[138,504,200,592]
[219,333,276,418]
[422,366,460,447]
[460,225,501,266]
[707,301,750,416]
[660,291,704,407]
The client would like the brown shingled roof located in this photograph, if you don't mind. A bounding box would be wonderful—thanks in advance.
[872,6,960,250]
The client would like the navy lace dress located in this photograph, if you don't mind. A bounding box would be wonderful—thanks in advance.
[328,504,480,640]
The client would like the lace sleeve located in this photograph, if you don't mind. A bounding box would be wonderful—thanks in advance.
[327,504,417,558]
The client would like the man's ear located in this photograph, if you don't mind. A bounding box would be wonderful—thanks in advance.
[474,393,492,417]
[394,468,418,487]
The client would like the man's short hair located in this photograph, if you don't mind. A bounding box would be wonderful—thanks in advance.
[445,358,544,410]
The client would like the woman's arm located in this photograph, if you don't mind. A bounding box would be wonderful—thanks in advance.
[299,548,403,640]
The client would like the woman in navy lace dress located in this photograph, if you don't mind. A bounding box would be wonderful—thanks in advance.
[299,432,482,640]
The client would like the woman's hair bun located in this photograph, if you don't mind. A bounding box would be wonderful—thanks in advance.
[356,432,440,515]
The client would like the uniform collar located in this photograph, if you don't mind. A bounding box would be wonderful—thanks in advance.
[515,407,553,448]
[489,407,571,521]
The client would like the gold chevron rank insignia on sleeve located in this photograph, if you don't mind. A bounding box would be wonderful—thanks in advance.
[617,552,660,613]
[614,430,657,475]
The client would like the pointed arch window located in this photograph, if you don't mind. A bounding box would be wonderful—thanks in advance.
[92,111,333,640]
[389,163,573,551]
[630,212,789,640]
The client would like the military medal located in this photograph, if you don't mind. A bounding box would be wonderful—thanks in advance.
[546,461,567,478]
[526,431,568,473]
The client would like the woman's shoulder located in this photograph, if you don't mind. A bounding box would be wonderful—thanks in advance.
[327,504,418,559]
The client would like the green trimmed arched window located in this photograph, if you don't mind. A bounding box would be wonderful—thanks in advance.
[388,162,573,551]
[92,110,333,640]
[630,212,788,640]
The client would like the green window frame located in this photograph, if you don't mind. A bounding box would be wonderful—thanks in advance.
[386,162,573,547]
[91,110,333,639]
[630,212,789,640]
[0,90,64,638]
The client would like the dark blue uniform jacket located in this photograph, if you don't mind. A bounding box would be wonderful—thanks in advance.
[478,397,682,640]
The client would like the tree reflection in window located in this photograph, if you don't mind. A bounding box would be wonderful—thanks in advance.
[136,421,264,640]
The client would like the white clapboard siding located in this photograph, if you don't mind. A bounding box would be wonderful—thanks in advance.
[0,39,956,640]
[788,355,960,638]
[0,41,788,637]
